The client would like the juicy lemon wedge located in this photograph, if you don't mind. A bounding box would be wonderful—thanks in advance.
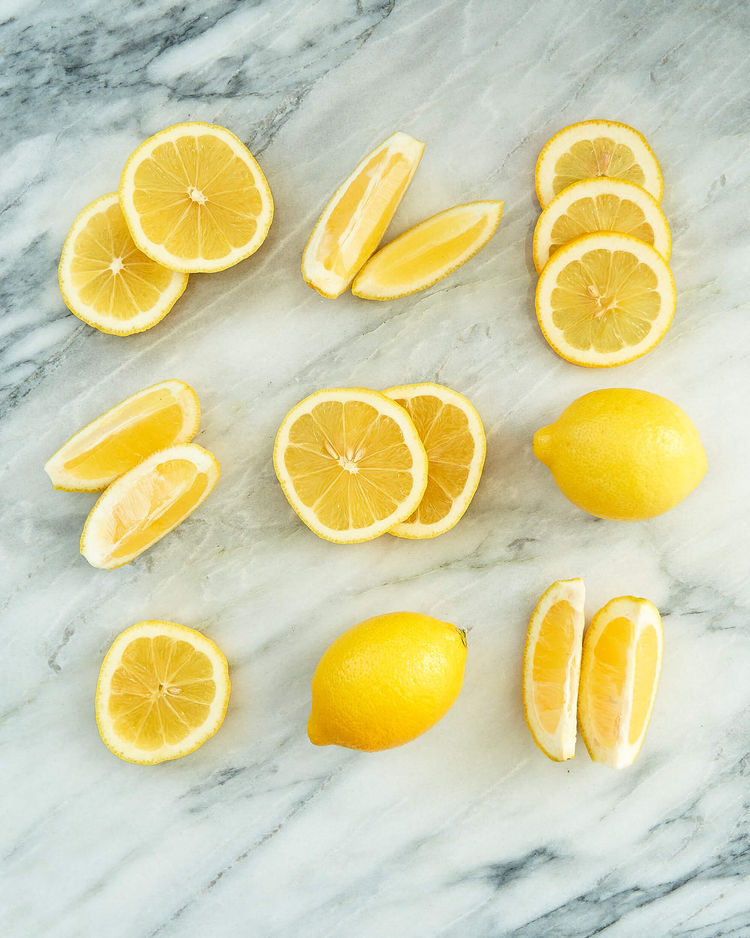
[535,231,676,367]
[522,578,585,762]
[81,443,220,569]
[58,193,188,335]
[119,122,273,273]
[535,119,664,207]
[532,177,671,273]
[352,200,503,300]
[302,131,424,298]
[273,388,428,543]
[95,620,230,764]
[383,383,486,539]
[578,597,663,769]
[44,379,200,492]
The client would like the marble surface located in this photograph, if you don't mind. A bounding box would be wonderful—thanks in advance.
[2,0,750,935]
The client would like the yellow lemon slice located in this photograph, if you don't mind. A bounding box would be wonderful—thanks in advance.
[301,131,424,298]
[351,200,503,300]
[96,620,230,764]
[535,231,675,367]
[532,178,671,273]
[273,388,428,543]
[58,193,188,335]
[522,578,585,762]
[578,597,663,769]
[44,379,200,492]
[81,443,220,569]
[382,383,486,539]
[535,119,664,207]
[119,122,273,273]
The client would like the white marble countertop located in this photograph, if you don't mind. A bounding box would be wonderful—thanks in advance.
[2,1,749,935]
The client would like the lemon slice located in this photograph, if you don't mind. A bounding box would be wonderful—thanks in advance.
[273,388,428,543]
[578,597,663,769]
[382,383,486,539]
[119,122,273,273]
[301,131,424,298]
[44,379,200,492]
[351,200,503,300]
[532,178,671,273]
[522,578,585,761]
[58,193,188,335]
[535,120,664,208]
[96,620,230,764]
[81,443,220,569]
[535,231,675,367]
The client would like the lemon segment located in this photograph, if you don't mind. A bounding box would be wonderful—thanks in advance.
[352,200,503,300]
[522,578,585,762]
[44,379,200,491]
[383,383,486,539]
[119,122,274,273]
[80,443,220,568]
[578,597,663,769]
[95,620,230,764]
[301,131,425,298]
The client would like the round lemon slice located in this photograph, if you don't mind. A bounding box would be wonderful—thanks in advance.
[532,178,671,273]
[273,388,428,543]
[58,193,188,335]
[578,597,663,769]
[96,620,230,765]
[119,122,273,273]
[535,119,664,207]
[535,231,676,367]
[44,379,200,492]
[522,578,585,762]
[383,383,486,539]
[80,443,220,569]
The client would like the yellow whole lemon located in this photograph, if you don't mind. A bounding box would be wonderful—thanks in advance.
[308,612,467,751]
[533,388,707,521]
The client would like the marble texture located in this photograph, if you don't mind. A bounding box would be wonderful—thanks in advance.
[2,0,750,935]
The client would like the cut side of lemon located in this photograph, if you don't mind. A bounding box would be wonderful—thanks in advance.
[522,578,585,762]
[273,388,428,543]
[44,379,200,492]
[119,122,273,273]
[58,193,188,335]
[301,131,425,298]
[383,383,486,539]
[95,620,230,764]
[81,443,220,569]
[532,178,671,273]
[535,231,676,367]
[535,120,664,208]
[351,200,503,300]
[578,596,663,769]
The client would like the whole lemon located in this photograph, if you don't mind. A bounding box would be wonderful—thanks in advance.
[308,612,467,751]
[533,388,707,521]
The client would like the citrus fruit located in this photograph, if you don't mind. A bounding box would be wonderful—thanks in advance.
[273,388,428,543]
[81,443,220,568]
[301,131,424,298]
[382,383,486,539]
[535,119,664,207]
[532,178,670,273]
[95,620,230,764]
[535,231,675,367]
[119,122,273,273]
[308,611,467,751]
[522,578,585,762]
[351,200,503,299]
[58,193,188,335]
[533,388,707,521]
[578,597,663,769]
[44,379,200,492]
